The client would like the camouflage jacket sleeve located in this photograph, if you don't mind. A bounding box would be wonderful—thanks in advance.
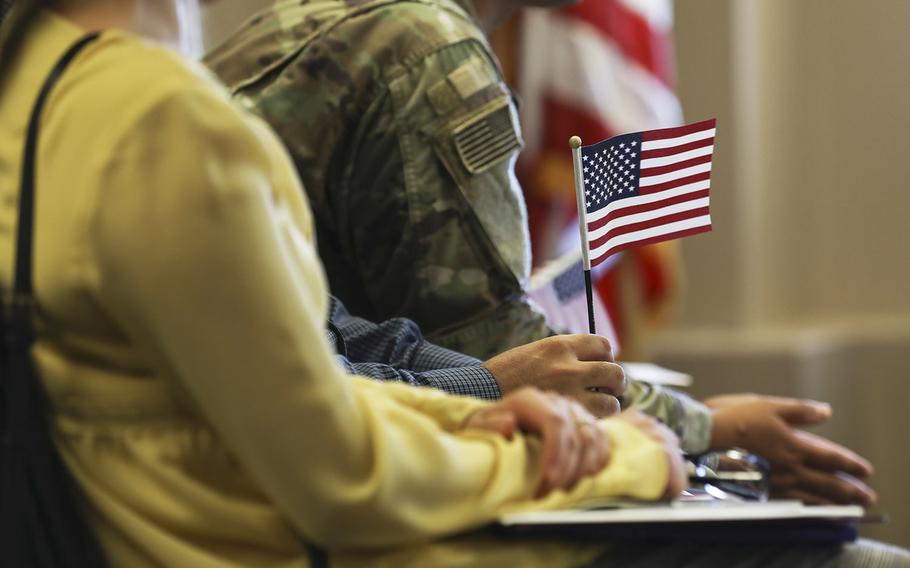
[207,2,553,360]
[350,39,554,361]
[623,379,713,454]
[252,9,554,363]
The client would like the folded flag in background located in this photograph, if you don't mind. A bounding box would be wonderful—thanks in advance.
[516,0,684,264]
[580,119,716,267]
[528,251,620,351]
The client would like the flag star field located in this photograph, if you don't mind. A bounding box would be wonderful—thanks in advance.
[580,119,716,266]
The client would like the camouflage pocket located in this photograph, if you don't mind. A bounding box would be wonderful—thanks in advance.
[429,96,531,288]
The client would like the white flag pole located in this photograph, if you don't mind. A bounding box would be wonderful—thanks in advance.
[570,136,596,335]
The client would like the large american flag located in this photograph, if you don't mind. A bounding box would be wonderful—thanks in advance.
[514,1,693,348]
[581,119,715,267]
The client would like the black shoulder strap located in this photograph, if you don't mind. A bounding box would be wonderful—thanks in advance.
[5,32,100,434]
[15,32,100,297]
[1,32,109,568]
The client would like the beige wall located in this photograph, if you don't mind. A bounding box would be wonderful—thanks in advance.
[671,0,910,329]
[664,0,910,547]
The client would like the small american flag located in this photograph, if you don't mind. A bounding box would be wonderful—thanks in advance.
[580,119,716,267]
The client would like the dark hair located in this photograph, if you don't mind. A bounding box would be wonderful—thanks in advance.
[0,0,45,83]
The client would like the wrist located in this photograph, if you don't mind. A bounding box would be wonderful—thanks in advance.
[708,408,744,450]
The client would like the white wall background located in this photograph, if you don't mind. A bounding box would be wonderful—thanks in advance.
[664,0,910,547]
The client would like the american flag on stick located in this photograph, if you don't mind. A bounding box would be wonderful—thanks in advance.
[572,119,716,269]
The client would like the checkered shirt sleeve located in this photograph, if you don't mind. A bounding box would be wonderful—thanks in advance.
[326,297,501,400]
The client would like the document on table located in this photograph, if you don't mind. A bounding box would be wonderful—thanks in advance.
[499,500,866,527]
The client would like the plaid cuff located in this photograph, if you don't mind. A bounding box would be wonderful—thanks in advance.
[410,343,480,370]
[348,361,501,401]
[415,367,501,400]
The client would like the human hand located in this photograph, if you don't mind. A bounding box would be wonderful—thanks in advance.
[616,410,688,499]
[463,387,610,497]
[706,394,876,506]
[482,335,625,418]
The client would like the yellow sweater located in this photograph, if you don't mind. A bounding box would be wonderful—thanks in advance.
[0,12,668,568]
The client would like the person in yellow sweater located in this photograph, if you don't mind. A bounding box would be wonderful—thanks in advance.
[0,0,907,567]
[0,1,679,566]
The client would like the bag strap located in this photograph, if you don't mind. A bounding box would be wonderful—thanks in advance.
[1,32,109,568]
[5,31,100,436]
[15,32,100,297]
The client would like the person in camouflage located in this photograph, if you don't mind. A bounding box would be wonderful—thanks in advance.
[207,0,545,361]
[204,0,712,444]
[205,0,879,507]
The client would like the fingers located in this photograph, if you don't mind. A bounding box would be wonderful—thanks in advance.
[701,394,757,410]
[767,397,832,426]
[546,404,584,495]
[481,336,619,401]
[772,486,833,506]
[561,334,615,362]
[530,394,583,497]
[578,361,626,398]
[801,469,878,506]
[502,389,572,493]
[773,467,878,507]
[499,389,583,497]
[548,397,584,496]
[483,387,617,498]
[497,389,610,498]
[578,421,610,475]
[759,428,876,506]
[795,431,874,479]
[579,390,621,418]
[562,400,610,490]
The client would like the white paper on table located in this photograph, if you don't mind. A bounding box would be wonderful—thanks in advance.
[499,500,864,527]
[621,361,693,387]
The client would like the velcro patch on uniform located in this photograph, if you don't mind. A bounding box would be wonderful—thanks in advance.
[447,57,494,100]
[428,79,460,115]
[452,102,522,174]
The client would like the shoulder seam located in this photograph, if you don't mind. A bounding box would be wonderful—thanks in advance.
[230,0,484,95]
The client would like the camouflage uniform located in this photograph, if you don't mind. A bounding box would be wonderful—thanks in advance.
[205,0,712,454]
[208,0,544,361]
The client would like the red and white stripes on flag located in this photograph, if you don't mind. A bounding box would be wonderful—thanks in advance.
[519,0,682,179]
[576,119,716,267]
[513,0,690,349]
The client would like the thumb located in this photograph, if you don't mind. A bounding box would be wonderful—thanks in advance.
[774,399,832,426]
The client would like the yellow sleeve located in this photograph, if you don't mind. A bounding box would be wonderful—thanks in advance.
[89,85,668,549]
[506,419,671,513]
